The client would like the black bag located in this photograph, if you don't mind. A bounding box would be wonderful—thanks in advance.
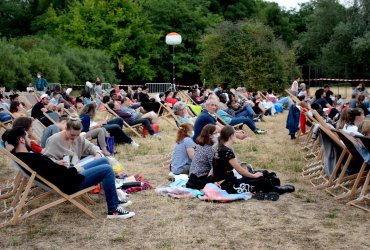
[186,174,210,190]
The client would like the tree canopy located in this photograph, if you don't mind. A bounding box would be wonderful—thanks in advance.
[0,0,370,89]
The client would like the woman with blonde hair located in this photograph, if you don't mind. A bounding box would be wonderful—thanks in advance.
[170,123,195,175]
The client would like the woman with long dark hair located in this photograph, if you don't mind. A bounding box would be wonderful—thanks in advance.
[213,126,294,200]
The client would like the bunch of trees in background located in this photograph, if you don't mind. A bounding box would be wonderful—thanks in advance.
[0,0,369,91]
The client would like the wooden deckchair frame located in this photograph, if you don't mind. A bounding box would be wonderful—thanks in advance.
[32,119,46,142]
[284,89,301,104]
[346,135,370,212]
[157,103,180,129]
[0,146,97,228]
[103,104,143,137]
[325,130,369,200]
[43,111,60,125]
[309,125,349,188]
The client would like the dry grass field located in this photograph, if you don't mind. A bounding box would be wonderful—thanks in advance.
[0,112,369,249]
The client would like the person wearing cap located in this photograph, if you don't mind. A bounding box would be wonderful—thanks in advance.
[2,126,135,219]
[31,94,54,126]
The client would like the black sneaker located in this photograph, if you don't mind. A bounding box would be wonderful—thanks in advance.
[107,207,135,219]
[255,192,279,201]
[119,199,132,208]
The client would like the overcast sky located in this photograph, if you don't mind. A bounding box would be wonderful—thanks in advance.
[264,0,310,10]
[264,0,351,10]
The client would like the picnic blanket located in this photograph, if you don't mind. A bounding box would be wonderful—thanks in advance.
[156,180,251,202]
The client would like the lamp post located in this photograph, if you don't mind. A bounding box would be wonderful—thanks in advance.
[165,32,182,91]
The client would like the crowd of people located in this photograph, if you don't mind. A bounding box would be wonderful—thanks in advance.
[12,75,370,220]
[290,80,370,176]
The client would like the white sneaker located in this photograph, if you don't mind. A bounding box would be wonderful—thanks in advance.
[107,207,135,219]
[152,133,161,139]
[118,199,132,208]
[131,140,139,148]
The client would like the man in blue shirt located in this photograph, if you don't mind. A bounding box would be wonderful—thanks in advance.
[193,98,247,142]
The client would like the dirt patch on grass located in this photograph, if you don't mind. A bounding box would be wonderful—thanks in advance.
[0,113,368,249]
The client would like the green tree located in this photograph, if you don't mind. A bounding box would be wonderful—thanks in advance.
[139,0,222,84]
[296,0,346,63]
[47,0,159,83]
[200,20,297,91]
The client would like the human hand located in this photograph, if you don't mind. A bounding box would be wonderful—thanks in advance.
[75,166,84,173]
[56,160,68,168]
[235,130,247,140]
[253,172,263,178]
[95,153,102,159]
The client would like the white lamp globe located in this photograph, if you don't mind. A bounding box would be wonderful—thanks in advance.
[165,32,182,45]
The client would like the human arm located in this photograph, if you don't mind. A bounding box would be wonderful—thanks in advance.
[229,158,263,178]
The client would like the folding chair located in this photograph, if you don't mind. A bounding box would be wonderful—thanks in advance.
[157,103,180,129]
[103,104,143,137]
[347,135,370,212]
[326,130,369,200]
[0,145,97,228]
[309,125,349,188]
[32,119,46,142]
[42,111,60,125]
[284,89,301,104]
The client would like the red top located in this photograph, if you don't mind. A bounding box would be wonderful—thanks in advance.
[166,97,178,106]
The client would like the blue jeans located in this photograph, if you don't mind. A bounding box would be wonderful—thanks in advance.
[229,117,256,131]
[105,118,132,144]
[277,97,292,108]
[78,159,118,213]
[129,118,154,135]
[235,104,255,120]
[0,112,11,122]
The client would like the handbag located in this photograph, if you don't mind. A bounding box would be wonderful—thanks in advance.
[97,136,115,155]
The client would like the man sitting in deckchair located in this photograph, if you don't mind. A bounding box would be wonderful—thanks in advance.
[2,127,135,219]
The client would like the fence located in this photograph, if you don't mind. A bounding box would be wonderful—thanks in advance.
[145,83,172,93]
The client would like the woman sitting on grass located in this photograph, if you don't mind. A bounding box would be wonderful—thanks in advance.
[186,124,216,190]
[171,123,195,175]
[212,125,294,200]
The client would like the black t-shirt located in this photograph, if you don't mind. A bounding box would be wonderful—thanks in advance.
[31,102,45,119]
[139,92,151,103]
[357,103,370,116]
[313,98,328,109]
[15,152,84,194]
[212,146,236,182]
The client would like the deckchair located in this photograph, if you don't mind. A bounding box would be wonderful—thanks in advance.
[179,91,198,105]
[42,111,60,125]
[103,104,143,137]
[157,103,180,129]
[326,130,369,200]
[309,125,349,188]
[32,119,46,142]
[347,135,370,212]
[20,92,39,107]
[0,145,97,228]
[284,89,301,104]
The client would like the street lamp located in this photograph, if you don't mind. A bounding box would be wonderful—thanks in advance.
[165,32,182,91]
